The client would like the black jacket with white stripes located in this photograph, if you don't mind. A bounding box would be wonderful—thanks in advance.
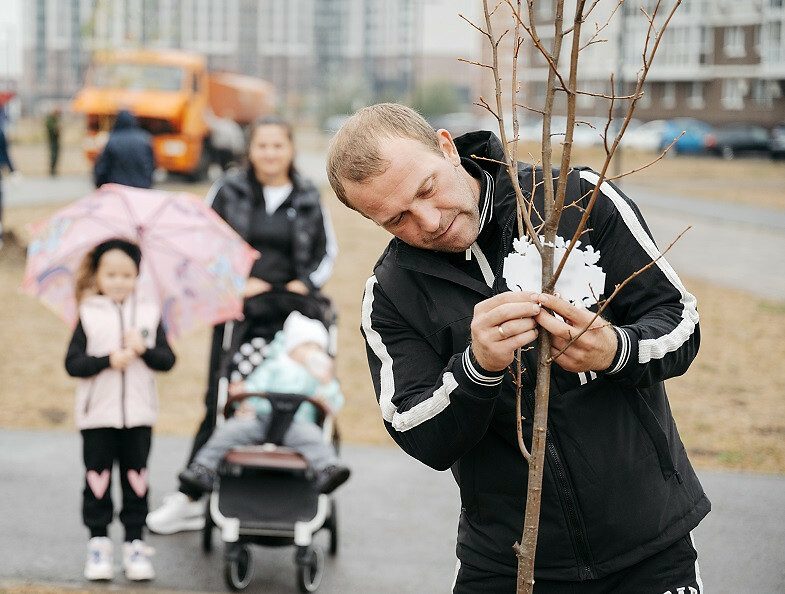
[360,131,709,581]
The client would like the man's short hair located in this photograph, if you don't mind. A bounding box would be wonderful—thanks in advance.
[326,103,441,210]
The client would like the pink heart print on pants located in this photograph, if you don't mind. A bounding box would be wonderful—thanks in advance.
[86,469,110,499]
[127,468,148,498]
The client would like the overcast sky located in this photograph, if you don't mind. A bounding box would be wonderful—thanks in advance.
[423,0,482,55]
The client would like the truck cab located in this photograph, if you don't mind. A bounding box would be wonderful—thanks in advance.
[72,49,273,180]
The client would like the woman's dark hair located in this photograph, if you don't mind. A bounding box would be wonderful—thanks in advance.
[90,238,142,272]
[249,114,298,178]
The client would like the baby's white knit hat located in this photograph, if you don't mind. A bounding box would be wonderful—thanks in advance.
[283,310,329,354]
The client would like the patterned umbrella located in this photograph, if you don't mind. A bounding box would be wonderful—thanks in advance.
[22,183,259,339]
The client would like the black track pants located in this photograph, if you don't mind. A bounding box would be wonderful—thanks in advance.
[81,426,152,542]
[453,534,703,594]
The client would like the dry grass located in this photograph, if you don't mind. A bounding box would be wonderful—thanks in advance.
[1,139,784,474]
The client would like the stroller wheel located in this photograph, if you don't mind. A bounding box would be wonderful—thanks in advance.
[224,544,254,591]
[326,499,338,556]
[202,499,214,553]
[295,545,324,593]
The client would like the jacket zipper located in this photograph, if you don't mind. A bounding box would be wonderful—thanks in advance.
[499,207,595,580]
[117,303,127,428]
[520,368,595,579]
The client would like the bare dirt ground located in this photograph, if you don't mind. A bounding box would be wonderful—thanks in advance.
[1,134,784,474]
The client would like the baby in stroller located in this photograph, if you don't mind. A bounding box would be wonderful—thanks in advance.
[178,310,350,497]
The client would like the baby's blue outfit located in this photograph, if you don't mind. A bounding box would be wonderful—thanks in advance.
[244,332,343,424]
[194,331,344,472]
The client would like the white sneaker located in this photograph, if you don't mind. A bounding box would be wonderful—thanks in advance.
[123,539,155,581]
[84,536,113,581]
[146,491,205,534]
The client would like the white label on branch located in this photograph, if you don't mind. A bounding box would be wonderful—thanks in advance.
[502,235,606,308]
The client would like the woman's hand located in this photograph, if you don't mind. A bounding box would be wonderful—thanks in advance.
[228,381,247,397]
[244,277,272,298]
[285,279,309,295]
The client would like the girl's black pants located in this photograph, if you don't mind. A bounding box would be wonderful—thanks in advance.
[81,426,152,542]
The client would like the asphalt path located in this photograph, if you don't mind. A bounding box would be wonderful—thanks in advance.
[1,429,784,593]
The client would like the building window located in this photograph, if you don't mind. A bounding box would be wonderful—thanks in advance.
[577,81,596,108]
[753,25,761,56]
[687,81,705,109]
[724,26,745,58]
[752,80,776,107]
[638,82,652,109]
[763,21,784,64]
[721,79,746,110]
[662,82,676,109]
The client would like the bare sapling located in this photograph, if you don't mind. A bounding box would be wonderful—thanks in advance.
[461,1,684,591]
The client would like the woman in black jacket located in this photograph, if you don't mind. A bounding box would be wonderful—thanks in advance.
[147,115,337,534]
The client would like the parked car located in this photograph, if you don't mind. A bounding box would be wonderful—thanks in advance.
[619,119,667,152]
[769,122,785,160]
[661,118,715,155]
[617,118,714,155]
[705,124,772,160]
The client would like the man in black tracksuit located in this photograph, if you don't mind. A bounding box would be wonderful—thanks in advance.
[327,103,709,593]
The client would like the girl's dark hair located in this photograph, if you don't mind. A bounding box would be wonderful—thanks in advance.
[91,238,142,272]
[74,238,142,302]
[249,114,298,178]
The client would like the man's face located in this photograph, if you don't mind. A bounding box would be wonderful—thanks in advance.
[343,131,482,253]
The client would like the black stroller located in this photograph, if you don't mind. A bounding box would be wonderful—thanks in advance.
[201,291,341,592]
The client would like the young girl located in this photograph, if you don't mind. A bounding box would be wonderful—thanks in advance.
[64,238,175,582]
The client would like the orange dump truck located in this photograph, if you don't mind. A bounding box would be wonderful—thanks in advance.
[71,49,275,179]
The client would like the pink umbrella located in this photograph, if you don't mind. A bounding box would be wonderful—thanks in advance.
[22,183,259,339]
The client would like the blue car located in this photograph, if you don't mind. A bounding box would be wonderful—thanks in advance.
[660,118,715,155]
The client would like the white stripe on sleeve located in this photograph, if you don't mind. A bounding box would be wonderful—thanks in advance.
[309,206,338,288]
[362,275,459,432]
[579,171,699,364]
[362,275,397,422]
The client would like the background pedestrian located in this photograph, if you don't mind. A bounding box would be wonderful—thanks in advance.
[44,108,61,176]
[93,109,155,189]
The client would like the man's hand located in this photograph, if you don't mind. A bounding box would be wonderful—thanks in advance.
[535,293,617,373]
[244,277,272,298]
[470,291,541,372]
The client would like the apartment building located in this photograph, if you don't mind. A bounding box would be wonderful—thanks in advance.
[482,0,784,129]
[18,0,430,119]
